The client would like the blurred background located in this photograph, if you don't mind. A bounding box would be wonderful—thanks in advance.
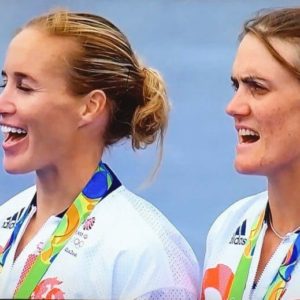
[0,0,298,272]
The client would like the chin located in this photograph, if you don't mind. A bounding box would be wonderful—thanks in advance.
[3,159,33,175]
[234,161,260,175]
[4,167,32,175]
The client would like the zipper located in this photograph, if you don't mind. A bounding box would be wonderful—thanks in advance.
[250,236,283,298]
[246,222,268,299]
[250,225,296,299]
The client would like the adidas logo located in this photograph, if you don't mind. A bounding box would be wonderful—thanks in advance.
[229,220,247,245]
[2,207,25,229]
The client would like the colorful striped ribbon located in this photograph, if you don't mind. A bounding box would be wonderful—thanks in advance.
[0,162,117,298]
[228,207,300,299]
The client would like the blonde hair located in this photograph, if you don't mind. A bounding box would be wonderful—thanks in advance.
[24,10,170,163]
[240,7,300,79]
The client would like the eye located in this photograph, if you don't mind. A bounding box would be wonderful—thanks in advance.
[16,78,34,93]
[242,77,268,95]
[248,82,267,95]
[16,83,34,92]
[231,78,239,91]
[0,77,7,89]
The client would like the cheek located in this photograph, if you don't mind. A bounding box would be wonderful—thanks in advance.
[258,110,279,138]
[34,100,79,125]
[259,105,289,135]
[29,109,78,143]
[260,106,300,156]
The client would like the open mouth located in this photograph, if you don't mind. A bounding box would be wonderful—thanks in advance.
[238,128,260,144]
[1,125,28,143]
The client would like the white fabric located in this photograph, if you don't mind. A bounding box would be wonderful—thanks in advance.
[0,185,200,299]
[202,191,300,300]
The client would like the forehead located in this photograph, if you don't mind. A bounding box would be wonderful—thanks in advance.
[232,33,299,79]
[4,27,77,76]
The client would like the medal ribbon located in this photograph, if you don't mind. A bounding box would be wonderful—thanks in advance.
[0,205,33,272]
[228,210,265,299]
[0,162,119,299]
[228,206,300,299]
[264,233,300,299]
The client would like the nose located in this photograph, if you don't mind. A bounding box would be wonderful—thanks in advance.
[0,88,16,117]
[225,91,251,118]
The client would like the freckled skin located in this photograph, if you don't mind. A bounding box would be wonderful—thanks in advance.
[226,34,300,180]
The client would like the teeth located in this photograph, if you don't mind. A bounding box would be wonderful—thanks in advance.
[238,128,259,137]
[1,125,27,134]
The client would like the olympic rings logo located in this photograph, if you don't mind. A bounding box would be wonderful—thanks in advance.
[73,238,84,248]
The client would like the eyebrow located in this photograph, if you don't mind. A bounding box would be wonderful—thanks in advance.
[1,70,38,83]
[231,75,271,85]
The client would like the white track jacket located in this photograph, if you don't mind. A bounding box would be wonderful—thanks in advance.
[202,191,300,300]
[0,186,199,299]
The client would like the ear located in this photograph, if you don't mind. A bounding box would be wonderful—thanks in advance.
[78,89,107,127]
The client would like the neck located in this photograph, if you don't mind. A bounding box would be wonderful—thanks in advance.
[268,173,300,234]
[34,148,102,224]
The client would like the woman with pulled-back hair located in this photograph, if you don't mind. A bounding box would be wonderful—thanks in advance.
[202,7,300,300]
[0,10,199,299]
